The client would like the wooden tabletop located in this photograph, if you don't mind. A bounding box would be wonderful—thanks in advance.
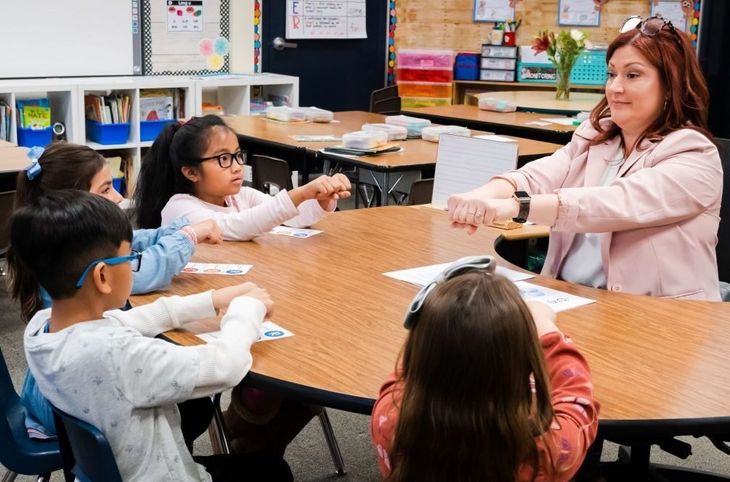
[477,91,604,114]
[225,111,562,171]
[133,206,730,424]
[403,105,578,133]
[0,146,30,174]
[0,139,16,148]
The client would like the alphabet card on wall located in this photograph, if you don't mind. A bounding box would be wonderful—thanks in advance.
[286,0,367,39]
[143,0,230,75]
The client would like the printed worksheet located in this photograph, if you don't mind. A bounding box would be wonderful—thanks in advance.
[270,226,323,238]
[198,321,295,343]
[383,262,534,286]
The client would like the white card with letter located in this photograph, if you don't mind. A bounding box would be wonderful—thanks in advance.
[198,321,294,344]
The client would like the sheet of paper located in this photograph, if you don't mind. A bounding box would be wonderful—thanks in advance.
[289,135,341,142]
[270,226,323,238]
[286,0,367,39]
[651,0,688,32]
[514,281,595,312]
[473,134,516,143]
[540,117,579,126]
[558,0,600,26]
[383,262,534,286]
[198,321,294,343]
[432,134,518,209]
[181,263,252,275]
[473,0,514,21]
[524,120,552,127]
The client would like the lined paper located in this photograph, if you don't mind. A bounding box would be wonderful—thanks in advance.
[432,134,518,209]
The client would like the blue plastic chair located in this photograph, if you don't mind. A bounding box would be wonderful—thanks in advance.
[52,407,122,482]
[0,348,61,481]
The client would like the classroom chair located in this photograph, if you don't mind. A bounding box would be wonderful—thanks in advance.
[369,86,401,115]
[251,154,293,195]
[406,178,434,205]
[716,137,730,301]
[0,348,61,482]
[0,190,15,277]
[52,407,122,482]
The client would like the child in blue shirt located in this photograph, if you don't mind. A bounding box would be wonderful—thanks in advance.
[8,142,223,439]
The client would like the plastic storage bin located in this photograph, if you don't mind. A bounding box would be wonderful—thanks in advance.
[396,68,453,83]
[401,97,452,108]
[571,50,607,85]
[385,114,432,137]
[397,49,455,69]
[454,53,480,80]
[342,130,388,149]
[17,127,52,148]
[361,123,408,141]
[140,119,176,142]
[480,57,517,70]
[480,70,516,82]
[421,125,471,142]
[86,120,131,145]
[397,82,453,98]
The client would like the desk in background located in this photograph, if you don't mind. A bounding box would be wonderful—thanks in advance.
[478,91,604,116]
[133,206,730,436]
[452,80,604,105]
[0,146,30,192]
[225,111,562,206]
[402,105,577,144]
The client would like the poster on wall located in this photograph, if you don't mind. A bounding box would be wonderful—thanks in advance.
[651,0,688,31]
[473,0,515,22]
[286,0,367,39]
[143,0,231,75]
[167,0,203,32]
[558,0,601,27]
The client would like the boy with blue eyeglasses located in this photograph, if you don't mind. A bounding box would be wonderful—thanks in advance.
[11,190,292,481]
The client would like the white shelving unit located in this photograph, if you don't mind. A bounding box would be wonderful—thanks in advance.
[0,73,298,196]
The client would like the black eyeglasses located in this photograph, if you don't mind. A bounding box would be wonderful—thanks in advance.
[199,150,246,168]
[620,14,679,39]
[403,255,496,329]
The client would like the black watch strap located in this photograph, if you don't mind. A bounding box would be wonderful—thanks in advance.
[512,191,531,223]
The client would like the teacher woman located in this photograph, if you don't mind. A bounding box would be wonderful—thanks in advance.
[448,16,722,300]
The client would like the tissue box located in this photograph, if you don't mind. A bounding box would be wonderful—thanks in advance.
[384,115,431,138]
[361,123,408,141]
[421,125,471,142]
[342,130,389,149]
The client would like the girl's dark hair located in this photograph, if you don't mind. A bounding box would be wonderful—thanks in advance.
[9,143,108,320]
[386,272,555,482]
[590,25,712,149]
[8,191,132,321]
[14,142,106,210]
[133,115,237,228]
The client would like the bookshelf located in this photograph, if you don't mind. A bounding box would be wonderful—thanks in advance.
[0,73,298,197]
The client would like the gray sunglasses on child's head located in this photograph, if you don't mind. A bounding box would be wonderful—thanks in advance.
[403,255,496,329]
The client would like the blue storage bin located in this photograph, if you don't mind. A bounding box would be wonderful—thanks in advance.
[454,53,480,80]
[86,120,130,145]
[112,177,125,196]
[17,127,52,148]
[140,119,176,142]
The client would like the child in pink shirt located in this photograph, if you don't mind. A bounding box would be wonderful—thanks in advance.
[133,115,350,240]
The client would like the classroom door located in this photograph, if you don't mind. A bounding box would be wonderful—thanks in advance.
[261,1,388,111]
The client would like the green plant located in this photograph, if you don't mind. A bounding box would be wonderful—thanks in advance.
[532,29,587,99]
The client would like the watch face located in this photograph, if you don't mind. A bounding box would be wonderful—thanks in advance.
[513,190,529,200]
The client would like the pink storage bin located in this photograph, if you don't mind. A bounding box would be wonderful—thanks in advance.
[397,49,455,70]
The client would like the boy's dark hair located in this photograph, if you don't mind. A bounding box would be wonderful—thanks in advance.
[133,115,238,229]
[8,190,133,320]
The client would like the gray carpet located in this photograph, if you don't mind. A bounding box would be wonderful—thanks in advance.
[1,257,728,480]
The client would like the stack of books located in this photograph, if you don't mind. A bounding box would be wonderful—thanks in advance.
[16,99,51,129]
[85,94,131,124]
[0,100,12,141]
[140,89,185,121]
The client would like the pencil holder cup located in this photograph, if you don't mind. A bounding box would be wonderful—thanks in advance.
[503,32,516,46]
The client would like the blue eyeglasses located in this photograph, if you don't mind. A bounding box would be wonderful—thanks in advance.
[403,255,496,329]
[75,251,142,289]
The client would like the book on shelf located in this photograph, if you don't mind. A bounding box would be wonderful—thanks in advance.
[85,94,131,124]
[140,88,185,121]
[0,101,12,141]
[16,99,50,129]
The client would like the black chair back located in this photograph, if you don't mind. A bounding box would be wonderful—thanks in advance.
[407,179,434,205]
[53,407,123,482]
[370,86,401,115]
[251,154,293,195]
[716,138,730,282]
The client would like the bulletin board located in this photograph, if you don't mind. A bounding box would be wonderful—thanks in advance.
[143,0,232,75]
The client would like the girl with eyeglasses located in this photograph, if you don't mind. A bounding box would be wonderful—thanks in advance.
[371,257,599,482]
[133,114,351,240]
[8,142,223,443]
[448,15,723,300]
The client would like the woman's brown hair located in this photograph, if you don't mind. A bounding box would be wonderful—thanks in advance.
[9,142,106,321]
[386,272,554,482]
[589,23,712,148]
